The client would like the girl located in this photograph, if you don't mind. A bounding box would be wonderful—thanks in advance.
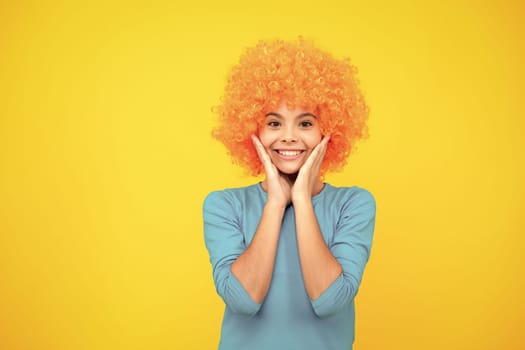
[203,38,376,350]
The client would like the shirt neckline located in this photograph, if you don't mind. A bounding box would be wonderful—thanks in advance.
[256,181,330,202]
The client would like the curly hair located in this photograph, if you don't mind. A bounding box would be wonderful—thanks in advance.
[212,37,369,176]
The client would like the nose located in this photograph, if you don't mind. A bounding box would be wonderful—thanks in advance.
[281,136,297,143]
[280,127,297,143]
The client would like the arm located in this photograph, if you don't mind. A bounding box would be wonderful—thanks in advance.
[307,189,376,318]
[203,193,286,314]
[203,191,265,316]
[203,137,290,315]
[294,197,343,300]
[231,135,291,303]
[292,136,341,300]
[291,136,376,317]
[230,199,285,304]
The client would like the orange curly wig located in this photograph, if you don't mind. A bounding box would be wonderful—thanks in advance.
[212,37,369,176]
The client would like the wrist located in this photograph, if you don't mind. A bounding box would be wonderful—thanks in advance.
[291,194,313,205]
[265,198,288,211]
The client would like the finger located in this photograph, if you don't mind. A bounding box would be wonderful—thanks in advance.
[308,136,330,166]
[315,135,330,169]
[251,135,270,162]
[306,136,330,174]
[251,135,277,175]
[317,136,330,162]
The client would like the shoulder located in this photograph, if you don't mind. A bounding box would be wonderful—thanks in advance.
[203,183,262,209]
[322,184,375,208]
[317,184,376,221]
[320,185,376,235]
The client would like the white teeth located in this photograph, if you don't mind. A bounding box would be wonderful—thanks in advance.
[278,150,302,157]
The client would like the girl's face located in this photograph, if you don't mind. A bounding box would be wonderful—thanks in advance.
[258,102,322,175]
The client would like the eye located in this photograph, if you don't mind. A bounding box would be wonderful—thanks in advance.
[299,120,313,128]
[267,120,280,128]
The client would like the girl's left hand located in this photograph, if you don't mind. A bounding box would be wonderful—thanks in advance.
[291,135,330,203]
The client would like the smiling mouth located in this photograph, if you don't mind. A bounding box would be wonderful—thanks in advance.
[274,150,305,158]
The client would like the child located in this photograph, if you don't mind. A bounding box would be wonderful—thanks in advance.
[203,37,376,350]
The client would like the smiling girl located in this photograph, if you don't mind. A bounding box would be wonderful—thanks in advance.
[203,38,376,350]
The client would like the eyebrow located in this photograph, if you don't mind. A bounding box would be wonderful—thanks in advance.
[265,112,317,119]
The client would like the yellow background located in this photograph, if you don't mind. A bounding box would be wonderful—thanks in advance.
[1,0,524,349]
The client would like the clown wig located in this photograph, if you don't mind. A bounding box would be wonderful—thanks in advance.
[212,37,369,176]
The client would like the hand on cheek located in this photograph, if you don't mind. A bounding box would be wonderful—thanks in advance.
[291,136,330,202]
[251,135,292,207]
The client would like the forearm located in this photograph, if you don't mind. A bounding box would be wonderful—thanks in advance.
[231,200,285,303]
[294,198,343,300]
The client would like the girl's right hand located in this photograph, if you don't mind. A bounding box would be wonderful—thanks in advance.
[251,135,291,207]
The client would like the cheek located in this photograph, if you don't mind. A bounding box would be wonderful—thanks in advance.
[257,131,273,149]
[308,132,323,148]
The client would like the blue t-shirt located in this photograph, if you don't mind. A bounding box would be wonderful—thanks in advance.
[203,183,376,350]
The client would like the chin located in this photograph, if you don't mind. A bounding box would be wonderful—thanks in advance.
[279,170,299,176]
[276,166,301,175]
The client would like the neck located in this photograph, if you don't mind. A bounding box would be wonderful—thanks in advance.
[282,172,298,184]
[261,173,324,196]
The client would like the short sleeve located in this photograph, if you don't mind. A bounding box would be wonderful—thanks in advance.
[311,188,376,318]
[203,191,262,316]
